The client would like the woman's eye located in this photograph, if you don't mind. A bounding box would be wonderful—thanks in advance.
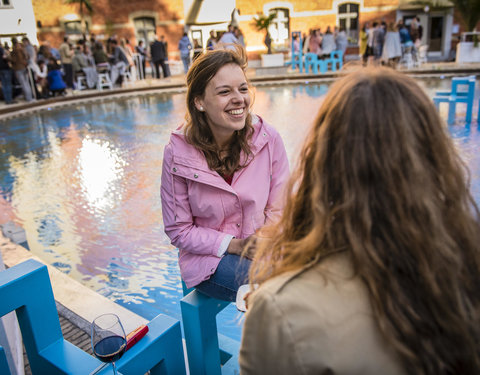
[240,87,249,92]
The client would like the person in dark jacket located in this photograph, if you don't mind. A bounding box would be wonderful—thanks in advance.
[0,44,15,104]
[150,35,170,78]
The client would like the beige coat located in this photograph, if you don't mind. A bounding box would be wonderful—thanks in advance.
[239,255,406,375]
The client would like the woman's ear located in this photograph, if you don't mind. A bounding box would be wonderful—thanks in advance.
[194,97,205,112]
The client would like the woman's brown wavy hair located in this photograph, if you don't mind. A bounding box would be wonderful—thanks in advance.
[184,45,253,175]
[251,67,480,374]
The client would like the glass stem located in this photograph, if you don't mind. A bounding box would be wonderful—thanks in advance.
[111,362,118,375]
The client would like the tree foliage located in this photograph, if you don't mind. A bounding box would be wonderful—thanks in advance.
[252,13,276,32]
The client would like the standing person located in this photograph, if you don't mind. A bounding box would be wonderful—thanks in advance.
[234,27,246,48]
[178,32,192,73]
[365,21,376,65]
[110,39,128,86]
[321,26,335,58]
[135,40,147,79]
[192,39,203,61]
[240,67,480,374]
[335,26,348,57]
[372,21,385,63]
[0,43,15,104]
[150,35,169,78]
[264,30,272,54]
[206,30,218,50]
[59,36,74,88]
[219,24,239,46]
[160,46,289,301]
[382,22,402,68]
[10,38,33,102]
[360,22,369,65]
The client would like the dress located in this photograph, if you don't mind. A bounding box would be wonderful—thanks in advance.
[240,254,407,375]
[160,115,289,289]
[382,31,402,62]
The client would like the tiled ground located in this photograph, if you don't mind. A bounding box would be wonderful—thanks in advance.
[23,315,93,375]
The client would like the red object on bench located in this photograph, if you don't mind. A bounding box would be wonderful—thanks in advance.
[126,324,149,351]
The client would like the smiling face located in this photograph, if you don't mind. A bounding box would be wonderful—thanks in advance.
[194,63,251,148]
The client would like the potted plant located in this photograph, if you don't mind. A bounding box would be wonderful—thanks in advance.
[252,13,285,67]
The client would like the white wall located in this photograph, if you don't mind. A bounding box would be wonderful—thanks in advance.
[0,0,38,46]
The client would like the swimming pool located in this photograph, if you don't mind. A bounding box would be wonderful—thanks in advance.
[0,77,479,341]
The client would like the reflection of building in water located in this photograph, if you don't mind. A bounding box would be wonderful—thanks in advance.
[29,0,462,62]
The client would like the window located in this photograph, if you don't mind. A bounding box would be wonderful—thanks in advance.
[134,17,156,45]
[268,8,290,46]
[338,3,359,44]
[0,0,11,6]
[65,20,85,35]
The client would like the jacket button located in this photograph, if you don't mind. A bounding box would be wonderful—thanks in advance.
[236,223,241,227]
[263,132,267,137]
[194,174,199,178]
[172,167,177,172]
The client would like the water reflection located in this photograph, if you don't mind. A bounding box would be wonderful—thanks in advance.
[0,80,479,341]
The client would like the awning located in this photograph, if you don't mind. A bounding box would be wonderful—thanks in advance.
[398,0,453,10]
[184,0,235,26]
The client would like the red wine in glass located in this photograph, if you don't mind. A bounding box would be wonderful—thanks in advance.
[94,335,126,363]
[91,313,127,375]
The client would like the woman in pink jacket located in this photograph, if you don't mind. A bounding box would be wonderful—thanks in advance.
[160,46,289,301]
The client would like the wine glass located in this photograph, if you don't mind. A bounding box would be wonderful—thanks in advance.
[91,313,127,375]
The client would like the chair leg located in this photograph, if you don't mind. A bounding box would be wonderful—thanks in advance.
[447,101,456,125]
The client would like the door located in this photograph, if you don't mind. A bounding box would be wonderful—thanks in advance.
[429,16,443,52]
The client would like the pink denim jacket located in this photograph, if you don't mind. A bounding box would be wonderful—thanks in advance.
[161,115,289,288]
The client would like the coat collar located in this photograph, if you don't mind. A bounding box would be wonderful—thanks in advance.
[169,114,270,172]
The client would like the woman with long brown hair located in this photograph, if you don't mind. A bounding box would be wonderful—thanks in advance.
[161,45,289,301]
[240,67,480,374]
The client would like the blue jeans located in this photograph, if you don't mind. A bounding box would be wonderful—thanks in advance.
[195,254,251,302]
[0,69,13,103]
[181,54,190,73]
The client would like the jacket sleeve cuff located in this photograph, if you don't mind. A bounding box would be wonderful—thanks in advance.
[218,234,234,257]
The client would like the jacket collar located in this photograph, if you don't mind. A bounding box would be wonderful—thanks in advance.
[169,114,270,172]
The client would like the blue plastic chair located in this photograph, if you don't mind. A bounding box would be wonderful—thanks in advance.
[180,280,240,375]
[0,259,186,375]
[433,75,476,125]
[304,53,319,74]
[323,50,343,72]
[285,31,304,72]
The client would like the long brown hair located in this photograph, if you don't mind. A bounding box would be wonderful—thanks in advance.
[184,45,253,175]
[251,67,480,374]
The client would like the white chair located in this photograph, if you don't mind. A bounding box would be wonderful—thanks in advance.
[96,66,113,90]
[415,45,429,67]
[75,74,88,90]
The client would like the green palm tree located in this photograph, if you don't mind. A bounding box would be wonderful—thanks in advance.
[64,0,93,37]
[252,13,276,53]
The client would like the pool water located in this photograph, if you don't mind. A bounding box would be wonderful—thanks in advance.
[0,78,479,341]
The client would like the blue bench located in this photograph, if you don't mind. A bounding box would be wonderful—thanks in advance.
[0,259,186,375]
[433,75,476,125]
[180,281,240,375]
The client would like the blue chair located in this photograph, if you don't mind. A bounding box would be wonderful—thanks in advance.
[433,75,476,125]
[324,50,343,72]
[304,53,320,74]
[0,259,186,375]
[285,31,304,72]
[180,280,240,375]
